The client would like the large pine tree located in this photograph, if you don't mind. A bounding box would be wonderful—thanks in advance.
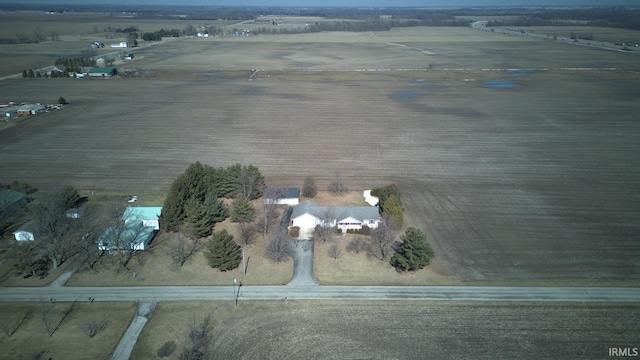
[231,195,255,223]
[185,193,228,238]
[204,229,241,271]
[391,227,434,271]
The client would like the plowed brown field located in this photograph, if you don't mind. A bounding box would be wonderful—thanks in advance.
[1,25,639,282]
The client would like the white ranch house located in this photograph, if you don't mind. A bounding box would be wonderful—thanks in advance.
[291,200,380,232]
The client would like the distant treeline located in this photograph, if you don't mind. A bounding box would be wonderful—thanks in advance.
[237,16,471,36]
[486,8,640,31]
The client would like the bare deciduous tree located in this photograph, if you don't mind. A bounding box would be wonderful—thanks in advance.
[328,173,348,195]
[328,241,342,263]
[313,206,336,243]
[75,204,107,272]
[80,317,107,338]
[265,228,294,263]
[302,176,317,198]
[32,350,50,360]
[179,315,214,360]
[260,189,282,236]
[369,215,397,261]
[29,191,84,270]
[100,200,148,270]
[1,308,32,337]
[168,228,203,268]
[38,300,77,337]
[238,221,257,247]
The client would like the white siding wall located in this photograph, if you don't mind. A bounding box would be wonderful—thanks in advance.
[14,231,34,241]
[292,213,320,229]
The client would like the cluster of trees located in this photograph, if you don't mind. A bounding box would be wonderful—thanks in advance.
[22,69,44,78]
[142,28,180,41]
[0,301,107,348]
[486,9,640,30]
[160,162,265,235]
[0,181,37,195]
[372,183,404,229]
[8,186,149,278]
[346,225,434,272]
[0,27,56,44]
[236,16,470,37]
[54,56,96,73]
[160,162,295,271]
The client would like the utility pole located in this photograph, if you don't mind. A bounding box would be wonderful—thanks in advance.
[242,247,246,276]
[232,276,236,305]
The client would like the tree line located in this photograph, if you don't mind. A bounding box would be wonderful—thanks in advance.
[486,8,640,31]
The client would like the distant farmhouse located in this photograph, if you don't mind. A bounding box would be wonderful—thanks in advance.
[17,104,46,116]
[263,187,300,206]
[0,189,27,221]
[291,200,379,232]
[88,67,117,77]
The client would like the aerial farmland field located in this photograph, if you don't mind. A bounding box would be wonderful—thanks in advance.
[1,14,639,284]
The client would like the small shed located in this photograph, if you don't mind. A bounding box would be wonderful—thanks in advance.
[14,220,36,241]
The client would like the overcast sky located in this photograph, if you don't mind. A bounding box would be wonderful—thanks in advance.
[9,0,637,7]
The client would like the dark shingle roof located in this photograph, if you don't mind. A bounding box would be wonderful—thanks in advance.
[291,200,378,222]
[0,189,26,212]
[264,187,300,199]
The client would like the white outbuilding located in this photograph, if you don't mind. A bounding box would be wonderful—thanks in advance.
[13,220,36,241]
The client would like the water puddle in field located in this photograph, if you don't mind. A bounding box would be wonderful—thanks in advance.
[197,72,219,76]
[507,69,537,76]
[484,79,519,89]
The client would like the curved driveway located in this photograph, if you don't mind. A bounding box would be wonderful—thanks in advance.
[1,285,638,303]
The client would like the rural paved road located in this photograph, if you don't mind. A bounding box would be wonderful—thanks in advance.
[1,285,639,302]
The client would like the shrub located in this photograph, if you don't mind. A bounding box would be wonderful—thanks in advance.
[361,225,371,235]
[288,226,300,238]
[157,341,177,358]
[347,237,369,253]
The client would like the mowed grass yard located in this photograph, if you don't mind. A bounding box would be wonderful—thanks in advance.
[1,22,639,284]
[66,220,293,287]
[133,301,640,359]
[0,302,137,360]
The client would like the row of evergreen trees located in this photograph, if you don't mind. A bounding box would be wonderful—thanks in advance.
[54,57,96,73]
[159,162,265,236]
[371,183,404,228]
